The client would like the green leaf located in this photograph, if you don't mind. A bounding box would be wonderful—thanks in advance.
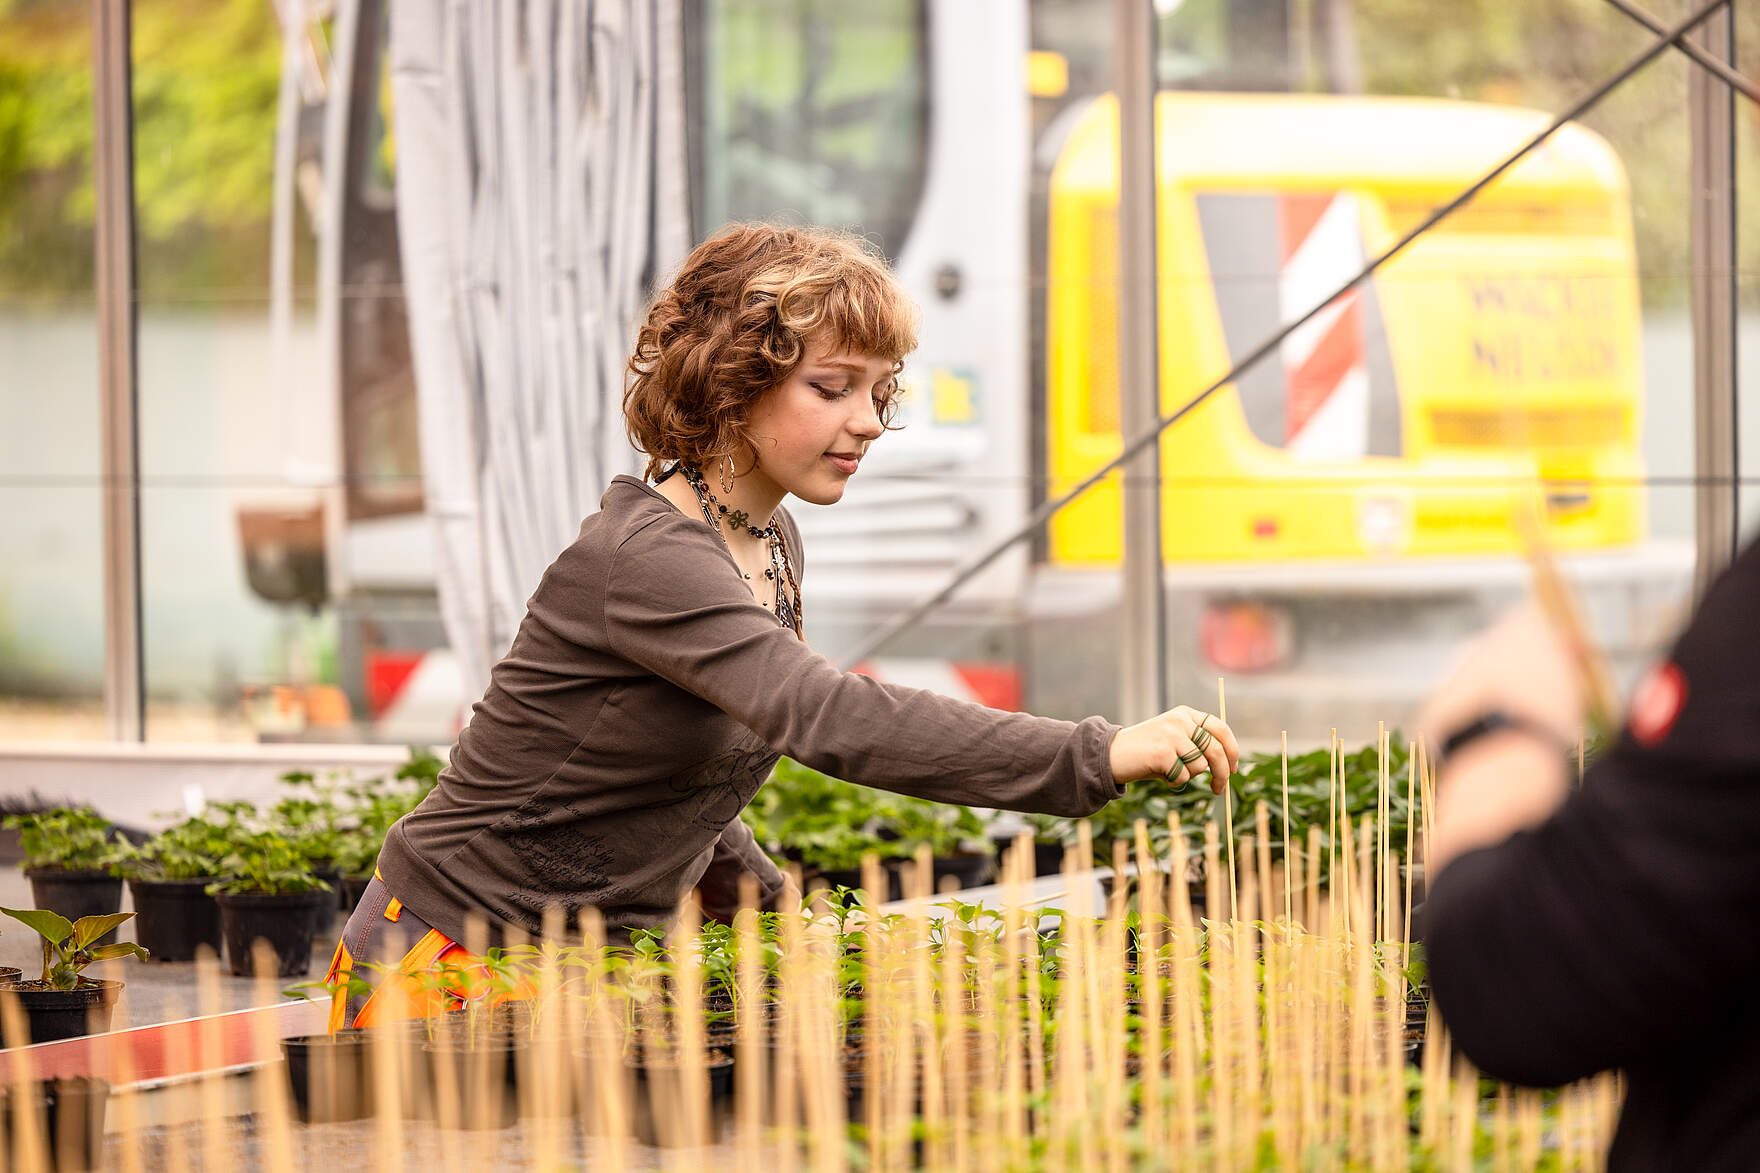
[85,942,149,964]
[72,912,135,950]
[0,907,73,946]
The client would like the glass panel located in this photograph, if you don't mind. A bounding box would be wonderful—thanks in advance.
[133,0,349,742]
[0,3,107,741]
[692,0,929,258]
[1735,5,1760,546]
[1027,2,1700,746]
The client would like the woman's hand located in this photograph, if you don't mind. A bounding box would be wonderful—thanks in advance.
[1109,705,1240,795]
[1419,601,1582,874]
[1419,601,1583,756]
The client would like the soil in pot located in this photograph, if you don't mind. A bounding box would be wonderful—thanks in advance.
[214,889,332,977]
[282,1031,375,1124]
[0,1077,108,1172]
[0,981,123,1045]
[127,877,223,963]
[24,871,122,946]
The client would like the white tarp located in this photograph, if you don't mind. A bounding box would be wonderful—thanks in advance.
[388,0,690,701]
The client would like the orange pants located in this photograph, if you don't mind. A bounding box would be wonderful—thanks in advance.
[327,873,533,1033]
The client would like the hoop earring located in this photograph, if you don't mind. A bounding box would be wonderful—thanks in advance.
[720,454,736,495]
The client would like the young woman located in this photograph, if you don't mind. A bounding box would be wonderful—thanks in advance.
[328,223,1238,1029]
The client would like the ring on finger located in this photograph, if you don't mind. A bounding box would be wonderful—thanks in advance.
[1177,746,1206,766]
[1190,726,1213,753]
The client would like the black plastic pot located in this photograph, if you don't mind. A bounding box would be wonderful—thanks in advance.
[127,877,223,963]
[807,863,904,902]
[214,889,332,977]
[0,1077,108,1171]
[0,981,123,1045]
[24,870,122,946]
[342,873,372,913]
[932,852,994,891]
[282,1030,374,1123]
[422,1039,522,1130]
[629,1051,734,1147]
[1033,840,1067,877]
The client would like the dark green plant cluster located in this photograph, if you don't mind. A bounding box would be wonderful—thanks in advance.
[742,758,987,874]
[206,830,333,897]
[3,808,126,874]
[123,812,243,881]
[1039,736,1416,880]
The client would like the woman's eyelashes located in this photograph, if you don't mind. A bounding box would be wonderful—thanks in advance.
[810,382,850,400]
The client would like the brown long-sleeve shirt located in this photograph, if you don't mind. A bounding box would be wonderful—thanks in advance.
[376,475,1124,943]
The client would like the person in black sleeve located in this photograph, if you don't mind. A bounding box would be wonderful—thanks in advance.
[1418,537,1760,1172]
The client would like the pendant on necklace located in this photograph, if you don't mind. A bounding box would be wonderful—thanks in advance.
[726,508,750,531]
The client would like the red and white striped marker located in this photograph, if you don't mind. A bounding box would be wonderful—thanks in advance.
[1278,192,1370,460]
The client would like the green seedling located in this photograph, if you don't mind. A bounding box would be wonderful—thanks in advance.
[0,908,148,989]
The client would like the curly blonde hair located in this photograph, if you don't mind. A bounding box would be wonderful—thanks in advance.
[624,223,920,481]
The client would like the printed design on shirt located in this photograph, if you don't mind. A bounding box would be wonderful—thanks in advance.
[490,794,628,904]
[666,730,781,831]
[1628,660,1687,747]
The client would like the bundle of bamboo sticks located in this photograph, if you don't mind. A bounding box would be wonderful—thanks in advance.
[0,736,1621,1172]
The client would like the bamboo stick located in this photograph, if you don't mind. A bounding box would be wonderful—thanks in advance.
[734,875,764,1173]
[249,941,296,1173]
[1219,678,1237,922]
[1281,732,1293,925]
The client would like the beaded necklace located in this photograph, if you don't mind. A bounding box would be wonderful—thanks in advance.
[678,464,803,637]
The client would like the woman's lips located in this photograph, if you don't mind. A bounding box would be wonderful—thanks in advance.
[826,453,860,475]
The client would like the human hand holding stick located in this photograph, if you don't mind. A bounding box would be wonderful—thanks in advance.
[1109,702,1240,795]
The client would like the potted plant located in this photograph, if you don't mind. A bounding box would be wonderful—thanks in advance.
[0,909,147,1044]
[208,831,332,977]
[279,970,378,1123]
[271,773,347,912]
[3,810,126,943]
[878,794,994,891]
[744,760,906,898]
[121,814,233,963]
[415,950,542,1130]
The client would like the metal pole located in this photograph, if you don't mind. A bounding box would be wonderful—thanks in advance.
[1689,2,1736,600]
[1116,0,1166,724]
[1603,0,1759,104]
[93,0,143,741]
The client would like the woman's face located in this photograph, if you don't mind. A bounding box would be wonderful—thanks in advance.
[742,335,894,506]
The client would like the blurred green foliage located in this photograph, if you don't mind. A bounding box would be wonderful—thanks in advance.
[0,0,285,300]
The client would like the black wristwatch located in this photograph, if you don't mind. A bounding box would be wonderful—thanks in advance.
[1437,709,1573,770]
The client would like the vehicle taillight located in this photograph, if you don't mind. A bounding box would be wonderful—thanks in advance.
[1199,601,1293,674]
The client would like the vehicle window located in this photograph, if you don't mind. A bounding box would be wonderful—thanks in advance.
[691,0,929,258]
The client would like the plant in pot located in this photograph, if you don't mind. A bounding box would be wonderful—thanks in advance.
[333,774,426,911]
[0,909,147,1044]
[121,814,233,963]
[878,794,993,891]
[271,784,346,908]
[416,950,543,1130]
[208,831,332,978]
[3,810,126,944]
[745,760,906,897]
[279,969,378,1123]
